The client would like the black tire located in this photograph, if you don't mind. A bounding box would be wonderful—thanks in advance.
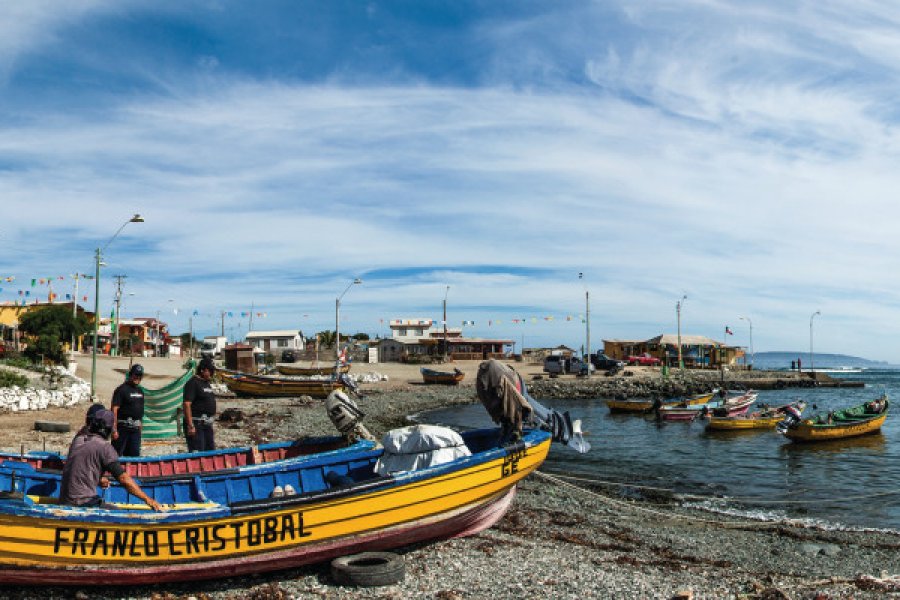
[34,421,71,433]
[331,552,405,587]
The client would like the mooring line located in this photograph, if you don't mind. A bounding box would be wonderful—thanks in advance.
[541,470,900,505]
[534,470,900,533]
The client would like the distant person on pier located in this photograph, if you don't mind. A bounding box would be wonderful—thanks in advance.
[111,363,145,457]
[183,357,218,452]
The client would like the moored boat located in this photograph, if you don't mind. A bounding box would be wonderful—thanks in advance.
[780,395,889,442]
[0,427,551,585]
[706,400,806,431]
[218,370,345,399]
[421,367,465,385]
[659,391,757,422]
[605,390,718,413]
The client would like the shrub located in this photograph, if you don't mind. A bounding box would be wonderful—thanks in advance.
[0,369,29,388]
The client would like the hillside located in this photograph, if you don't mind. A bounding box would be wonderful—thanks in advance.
[750,351,891,369]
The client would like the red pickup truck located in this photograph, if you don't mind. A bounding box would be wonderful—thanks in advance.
[627,353,661,366]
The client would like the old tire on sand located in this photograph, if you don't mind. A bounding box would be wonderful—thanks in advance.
[34,421,71,433]
[331,552,405,587]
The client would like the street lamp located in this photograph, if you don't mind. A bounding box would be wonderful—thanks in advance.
[90,214,144,399]
[335,278,362,360]
[739,316,753,368]
[676,295,687,371]
[579,273,590,378]
[809,310,821,378]
[442,285,450,360]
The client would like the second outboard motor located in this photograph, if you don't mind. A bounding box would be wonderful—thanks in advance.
[776,403,804,435]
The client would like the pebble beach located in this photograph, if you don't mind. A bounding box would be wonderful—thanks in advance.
[0,356,898,599]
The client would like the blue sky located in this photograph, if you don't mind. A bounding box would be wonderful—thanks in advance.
[1,1,899,361]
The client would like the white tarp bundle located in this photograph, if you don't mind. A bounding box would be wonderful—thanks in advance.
[374,424,471,475]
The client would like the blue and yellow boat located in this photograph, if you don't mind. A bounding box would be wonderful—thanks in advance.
[0,428,550,585]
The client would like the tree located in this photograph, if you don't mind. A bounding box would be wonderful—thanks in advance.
[17,305,90,364]
[317,330,336,348]
[352,332,370,341]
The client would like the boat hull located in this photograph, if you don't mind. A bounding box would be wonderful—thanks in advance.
[219,371,345,398]
[420,368,465,385]
[0,429,550,585]
[276,364,351,377]
[783,396,888,442]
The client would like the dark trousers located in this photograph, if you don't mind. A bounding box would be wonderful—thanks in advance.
[112,425,142,457]
[185,422,215,452]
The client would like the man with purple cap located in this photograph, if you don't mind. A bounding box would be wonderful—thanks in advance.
[59,408,162,511]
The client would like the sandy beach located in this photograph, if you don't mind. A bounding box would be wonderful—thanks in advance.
[0,355,897,599]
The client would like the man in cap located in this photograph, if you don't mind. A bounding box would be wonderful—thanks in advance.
[182,357,218,452]
[111,363,145,457]
[59,409,162,511]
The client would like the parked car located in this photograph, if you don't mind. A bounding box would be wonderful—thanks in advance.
[591,353,625,370]
[542,355,567,375]
[280,349,297,363]
[627,352,662,366]
[567,357,596,376]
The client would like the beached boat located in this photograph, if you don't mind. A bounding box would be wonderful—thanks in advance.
[706,401,806,431]
[276,364,351,377]
[421,367,465,385]
[0,436,373,478]
[0,427,551,585]
[605,390,718,413]
[659,391,757,422]
[781,395,889,442]
[218,370,345,399]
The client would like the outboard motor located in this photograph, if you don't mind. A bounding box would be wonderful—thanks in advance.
[776,403,804,435]
[326,390,376,442]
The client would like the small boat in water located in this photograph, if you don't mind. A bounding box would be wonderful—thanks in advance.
[659,391,757,422]
[276,364,351,377]
[706,400,806,431]
[605,390,718,413]
[218,370,346,398]
[421,367,465,385]
[779,395,889,442]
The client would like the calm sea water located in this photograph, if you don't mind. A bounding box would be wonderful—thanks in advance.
[421,369,900,531]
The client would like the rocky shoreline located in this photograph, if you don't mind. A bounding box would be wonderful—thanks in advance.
[0,374,897,599]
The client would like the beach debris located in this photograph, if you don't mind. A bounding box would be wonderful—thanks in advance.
[218,407,244,424]
[671,588,693,600]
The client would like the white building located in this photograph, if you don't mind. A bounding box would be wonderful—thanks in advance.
[245,330,305,353]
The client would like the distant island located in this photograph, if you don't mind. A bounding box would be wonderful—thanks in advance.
[749,351,892,370]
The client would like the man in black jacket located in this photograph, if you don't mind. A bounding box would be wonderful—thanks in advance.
[183,358,217,452]
[111,363,145,457]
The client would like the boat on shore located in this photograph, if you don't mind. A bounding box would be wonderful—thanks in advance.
[780,395,889,442]
[706,400,806,431]
[0,436,373,478]
[276,364,351,377]
[420,367,465,385]
[218,370,345,399]
[0,427,550,585]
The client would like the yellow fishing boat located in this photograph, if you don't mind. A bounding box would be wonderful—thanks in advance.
[0,428,551,585]
[781,395,888,442]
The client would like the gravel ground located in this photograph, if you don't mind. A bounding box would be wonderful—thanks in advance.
[0,358,898,599]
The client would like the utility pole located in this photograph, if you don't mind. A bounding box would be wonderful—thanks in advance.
[248,301,255,333]
[676,295,687,372]
[443,286,449,361]
[220,311,226,338]
[71,273,94,352]
[188,315,194,359]
[155,310,161,357]
[112,275,127,356]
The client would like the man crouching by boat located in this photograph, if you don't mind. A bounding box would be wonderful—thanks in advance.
[59,409,163,511]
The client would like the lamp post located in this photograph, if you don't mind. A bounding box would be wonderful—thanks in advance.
[739,316,753,368]
[90,214,144,399]
[442,285,450,361]
[809,310,821,379]
[676,295,687,371]
[335,278,362,360]
[579,273,591,379]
